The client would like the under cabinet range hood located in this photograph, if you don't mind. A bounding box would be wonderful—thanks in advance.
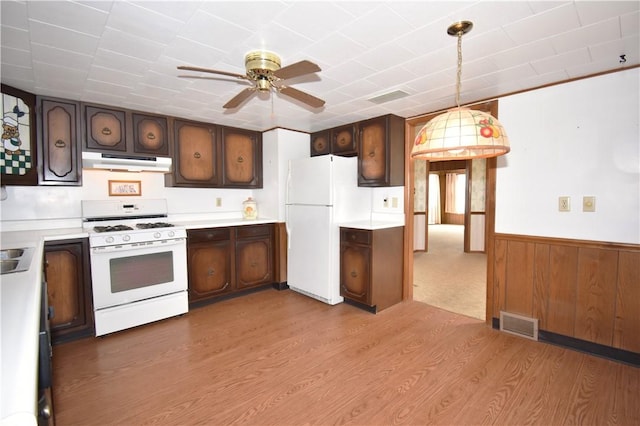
[82,152,172,172]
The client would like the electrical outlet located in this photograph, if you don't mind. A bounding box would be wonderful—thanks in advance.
[583,196,596,212]
[392,197,398,208]
[216,197,222,207]
[558,196,570,212]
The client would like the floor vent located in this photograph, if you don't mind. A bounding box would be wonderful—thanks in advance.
[500,311,539,341]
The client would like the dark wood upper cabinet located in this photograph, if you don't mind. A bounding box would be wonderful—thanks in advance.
[331,124,358,156]
[37,96,82,185]
[132,113,169,156]
[84,105,127,152]
[220,126,262,188]
[83,103,170,158]
[166,119,219,187]
[310,130,330,157]
[1,84,38,185]
[357,114,405,187]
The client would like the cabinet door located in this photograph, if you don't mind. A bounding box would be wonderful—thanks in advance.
[331,124,357,156]
[38,98,81,185]
[84,105,127,152]
[310,130,330,156]
[173,119,218,186]
[358,114,405,187]
[236,238,273,289]
[188,241,233,301]
[236,225,273,289]
[1,84,38,185]
[358,116,387,185]
[221,126,262,188]
[132,113,169,156]
[44,239,93,344]
[340,242,371,305]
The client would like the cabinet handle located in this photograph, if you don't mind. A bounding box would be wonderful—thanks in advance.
[207,267,215,276]
[342,285,366,298]
[146,132,156,140]
[54,139,66,148]
[237,156,244,163]
[194,152,201,159]
[350,234,356,240]
[101,127,112,136]
[350,270,358,278]
[368,151,375,157]
[250,261,257,268]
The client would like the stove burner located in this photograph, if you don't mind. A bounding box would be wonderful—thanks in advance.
[136,222,175,229]
[93,225,134,233]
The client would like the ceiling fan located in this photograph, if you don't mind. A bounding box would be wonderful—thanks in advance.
[178,50,325,109]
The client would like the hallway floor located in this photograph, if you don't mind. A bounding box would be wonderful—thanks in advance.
[413,224,486,320]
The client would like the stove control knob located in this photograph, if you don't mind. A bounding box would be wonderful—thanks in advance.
[106,236,115,244]
[168,230,175,238]
[122,235,131,242]
[154,232,161,239]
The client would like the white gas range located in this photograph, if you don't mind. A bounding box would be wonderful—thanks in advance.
[82,199,188,336]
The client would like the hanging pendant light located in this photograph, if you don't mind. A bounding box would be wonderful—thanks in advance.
[411,21,510,161]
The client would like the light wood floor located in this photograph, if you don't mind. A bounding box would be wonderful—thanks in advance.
[52,289,639,425]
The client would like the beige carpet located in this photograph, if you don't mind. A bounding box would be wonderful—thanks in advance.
[413,224,486,321]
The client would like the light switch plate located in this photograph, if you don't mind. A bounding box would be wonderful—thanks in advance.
[583,196,596,212]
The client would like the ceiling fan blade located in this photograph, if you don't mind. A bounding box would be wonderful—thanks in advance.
[223,87,257,109]
[273,60,321,80]
[177,65,248,80]
[279,86,325,108]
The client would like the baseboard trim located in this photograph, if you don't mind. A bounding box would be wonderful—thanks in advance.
[492,317,639,367]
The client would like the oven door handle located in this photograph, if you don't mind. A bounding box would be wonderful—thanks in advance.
[91,238,186,253]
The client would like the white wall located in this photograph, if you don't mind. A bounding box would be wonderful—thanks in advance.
[0,169,254,230]
[496,68,639,244]
[254,128,309,221]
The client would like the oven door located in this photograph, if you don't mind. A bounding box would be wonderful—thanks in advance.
[90,238,187,310]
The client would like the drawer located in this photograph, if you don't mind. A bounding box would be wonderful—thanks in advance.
[236,224,272,239]
[341,228,371,245]
[188,228,230,243]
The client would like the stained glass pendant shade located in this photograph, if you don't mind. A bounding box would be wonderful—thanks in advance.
[411,21,510,161]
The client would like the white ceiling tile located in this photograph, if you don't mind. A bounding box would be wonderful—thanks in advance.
[386,1,474,28]
[131,0,200,23]
[456,1,535,29]
[30,43,93,70]
[163,37,227,68]
[84,79,136,97]
[574,1,640,25]
[275,2,354,40]
[1,26,30,51]
[551,17,621,54]
[490,38,557,70]
[98,27,165,62]
[86,65,141,87]
[106,1,184,44]
[353,42,415,73]
[28,20,100,55]
[339,5,411,48]
[75,1,114,14]
[241,23,315,60]
[0,63,34,86]
[180,9,253,49]
[621,10,640,37]
[503,3,581,45]
[92,48,153,76]
[589,35,640,65]
[530,47,591,75]
[1,0,29,30]
[305,32,367,67]
[0,46,31,68]
[26,0,108,37]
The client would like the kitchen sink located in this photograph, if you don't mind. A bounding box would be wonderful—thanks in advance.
[0,247,35,274]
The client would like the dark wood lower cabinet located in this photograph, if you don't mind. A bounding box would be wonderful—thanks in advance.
[187,224,274,307]
[340,226,403,312]
[44,238,94,344]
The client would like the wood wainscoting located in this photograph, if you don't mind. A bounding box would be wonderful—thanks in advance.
[488,233,640,358]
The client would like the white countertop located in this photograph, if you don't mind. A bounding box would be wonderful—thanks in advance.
[1,232,44,426]
[339,220,404,230]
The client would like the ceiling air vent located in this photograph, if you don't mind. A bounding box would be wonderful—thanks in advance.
[500,311,539,341]
[367,90,410,104]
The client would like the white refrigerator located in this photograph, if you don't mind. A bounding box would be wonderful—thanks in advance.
[286,155,371,304]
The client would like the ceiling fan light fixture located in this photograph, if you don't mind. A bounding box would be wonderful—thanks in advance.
[245,50,281,81]
[411,21,510,162]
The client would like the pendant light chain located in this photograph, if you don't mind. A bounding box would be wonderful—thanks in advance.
[455,31,463,108]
